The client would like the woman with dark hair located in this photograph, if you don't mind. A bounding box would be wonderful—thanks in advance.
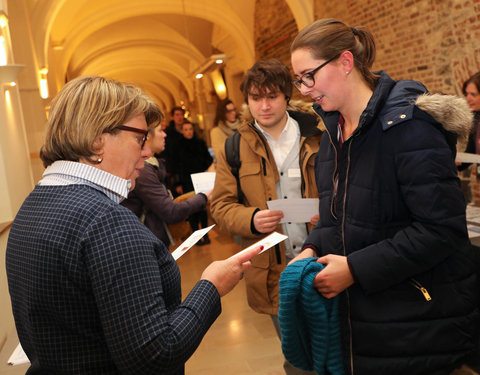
[288,18,479,375]
[462,72,480,154]
[210,98,240,159]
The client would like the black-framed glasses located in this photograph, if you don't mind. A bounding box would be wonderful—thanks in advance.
[116,125,149,149]
[293,53,341,91]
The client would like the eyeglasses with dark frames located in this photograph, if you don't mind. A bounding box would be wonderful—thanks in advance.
[293,53,341,91]
[116,125,149,149]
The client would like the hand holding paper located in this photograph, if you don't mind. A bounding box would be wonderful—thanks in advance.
[267,198,319,223]
[191,172,216,194]
[201,245,263,296]
[253,209,284,233]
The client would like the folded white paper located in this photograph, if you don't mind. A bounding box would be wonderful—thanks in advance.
[7,343,29,366]
[232,232,288,259]
[191,172,216,194]
[171,224,215,260]
[267,198,319,223]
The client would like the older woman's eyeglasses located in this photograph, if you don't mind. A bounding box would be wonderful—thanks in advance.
[116,125,149,148]
[293,53,341,91]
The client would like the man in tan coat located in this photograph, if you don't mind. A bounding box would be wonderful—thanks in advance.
[210,59,322,375]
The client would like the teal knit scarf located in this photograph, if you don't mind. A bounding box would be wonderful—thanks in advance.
[278,257,345,375]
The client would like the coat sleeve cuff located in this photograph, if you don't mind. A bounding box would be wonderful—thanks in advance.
[250,208,261,235]
[346,255,358,282]
[301,244,320,256]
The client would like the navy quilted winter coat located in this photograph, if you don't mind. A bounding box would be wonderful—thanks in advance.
[304,72,480,375]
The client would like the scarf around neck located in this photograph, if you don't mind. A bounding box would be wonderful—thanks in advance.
[218,119,240,137]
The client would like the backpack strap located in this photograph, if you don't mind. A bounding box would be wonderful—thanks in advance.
[224,132,243,204]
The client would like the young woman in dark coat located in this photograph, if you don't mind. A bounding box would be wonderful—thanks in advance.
[289,18,479,375]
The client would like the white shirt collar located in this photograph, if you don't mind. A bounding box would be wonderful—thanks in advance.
[39,160,131,203]
[253,111,292,140]
[254,112,300,168]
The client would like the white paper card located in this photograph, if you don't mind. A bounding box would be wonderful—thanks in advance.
[267,198,319,223]
[456,152,480,164]
[191,172,216,194]
[171,224,215,261]
[7,343,30,366]
[232,232,288,259]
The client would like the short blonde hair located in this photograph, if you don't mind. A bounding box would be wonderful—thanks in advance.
[40,75,163,167]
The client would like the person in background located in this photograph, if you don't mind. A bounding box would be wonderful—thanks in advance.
[210,98,241,160]
[289,18,479,375]
[122,120,210,248]
[159,116,168,131]
[461,72,480,155]
[456,73,480,202]
[174,120,214,244]
[162,106,185,193]
[6,75,261,375]
[210,59,322,375]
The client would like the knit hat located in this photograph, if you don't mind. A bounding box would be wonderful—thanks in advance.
[278,257,344,375]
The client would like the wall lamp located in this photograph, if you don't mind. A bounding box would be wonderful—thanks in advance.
[39,68,48,99]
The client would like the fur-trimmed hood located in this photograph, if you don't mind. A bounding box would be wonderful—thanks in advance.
[415,93,473,152]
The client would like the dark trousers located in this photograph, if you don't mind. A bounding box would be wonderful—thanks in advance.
[187,209,208,233]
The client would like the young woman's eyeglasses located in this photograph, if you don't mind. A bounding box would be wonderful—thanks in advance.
[116,125,149,149]
[293,53,341,91]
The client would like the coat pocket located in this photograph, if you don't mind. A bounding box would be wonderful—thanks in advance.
[239,161,261,178]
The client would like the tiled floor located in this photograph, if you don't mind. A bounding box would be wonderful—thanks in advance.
[176,226,285,375]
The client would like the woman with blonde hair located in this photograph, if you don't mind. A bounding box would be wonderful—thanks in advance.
[288,18,479,375]
[6,75,260,375]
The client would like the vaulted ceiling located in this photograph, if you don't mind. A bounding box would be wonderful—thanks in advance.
[19,0,313,111]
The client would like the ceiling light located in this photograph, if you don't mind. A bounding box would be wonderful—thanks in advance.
[0,13,7,28]
[191,54,229,78]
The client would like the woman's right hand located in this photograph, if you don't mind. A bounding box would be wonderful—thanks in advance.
[201,245,263,297]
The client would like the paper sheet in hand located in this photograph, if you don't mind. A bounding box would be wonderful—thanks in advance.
[232,232,288,259]
[7,343,30,366]
[267,198,319,223]
[171,224,215,261]
[191,172,216,194]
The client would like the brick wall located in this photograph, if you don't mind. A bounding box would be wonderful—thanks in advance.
[254,0,297,62]
[254,0,480,203]
[314,0,480,95]
[255,0,480,93]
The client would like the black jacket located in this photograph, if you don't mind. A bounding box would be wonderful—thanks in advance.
[304,72,479,375]
[174,136,213,192]
[121,158,207,246]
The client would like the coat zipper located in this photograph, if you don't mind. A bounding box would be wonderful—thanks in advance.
[342,138,355,375]
[410,278,432,301]
[324,128,339,220]
[300,149,307,195]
